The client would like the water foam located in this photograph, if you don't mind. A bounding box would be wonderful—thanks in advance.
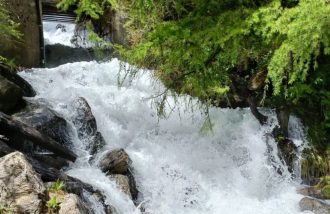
[20,60,309,214]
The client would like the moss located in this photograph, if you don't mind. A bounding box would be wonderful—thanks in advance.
[301,149,330,184]
[322,185,330,199]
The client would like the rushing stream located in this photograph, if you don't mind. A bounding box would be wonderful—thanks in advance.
[18,22,311,214]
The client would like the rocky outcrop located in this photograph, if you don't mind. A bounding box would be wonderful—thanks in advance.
[99,149,139,201]
[58,193,89,214]
[108,174,132,198]
[13,102,72,146]
[45,44,98,68]
[0,152,47,213]
[277,138,297,174]
[0,111,77,161]
[299,197,330,214]
[0,65,36,97]
[298,186,324,199]
[0,75,23,113]
[73,97,97,137]
[72,97,105,155]
[99,149,130,174]
[300,149,330,185]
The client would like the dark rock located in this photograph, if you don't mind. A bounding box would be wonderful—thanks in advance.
[89,131,106,155]
[275,106,290,138]
[0,139,14,158]
[299,197,330,214]
[0,65,36,97]
[0,111,77,162]
[277,138,297,174]
[72,97,97,138]
[33,153,69,169]
[98,149,130,174]
[10,103,72,168]
[45,44,95,68]
[127,169,139,201]
[72,97,106,154]
[13,102,72,146]
[0,74,23,113]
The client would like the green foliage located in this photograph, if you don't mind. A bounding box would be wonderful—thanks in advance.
[57,0,117,19]
[47,196,60,213]
[0,1,22,66]
[0,203,13,214]
[322,185,330,198]
[62,0,330,151]
[48,180,65,193]
[314,176,330,198]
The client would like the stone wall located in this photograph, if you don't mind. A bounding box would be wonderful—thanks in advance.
[0,0,43,68]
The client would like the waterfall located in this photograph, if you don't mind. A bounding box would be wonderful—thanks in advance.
[18,22,309,214]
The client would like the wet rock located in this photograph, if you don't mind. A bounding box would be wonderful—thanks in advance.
[299,197,330,214]
[0,74,23,113]
[89,131,106,155]
[72,97,106,154]
[277,138,297,174]
[59,193,89,214]
[33,153,69,169]
[13,102,72,146]
[127,169,139,201]
[108,174,132,198]
[0,139,14,158]
[300,148,330,185]
[297,186,324,199]
[11,103,72,168]
[0,111,77,162]
[0,66,36,97]
[108,172,138,201]
[91,191,117,214]
[45,44,97,68]
[72,97,97,137]
[99,149,130,174]
[0,152,47,213]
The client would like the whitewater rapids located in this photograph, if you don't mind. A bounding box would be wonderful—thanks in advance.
[17,21,312,214]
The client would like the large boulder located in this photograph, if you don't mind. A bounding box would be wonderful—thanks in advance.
[0,74,23,113]
[299,197,330,214]
[99,149,139,201]
[72,97,97,137]
[72,97,105,155]
[58,194,89,214]
[99,149,130,174]
[0,65,36,97]
[0,152,47,213]
[13,102,72,146]
[12,102,72,168]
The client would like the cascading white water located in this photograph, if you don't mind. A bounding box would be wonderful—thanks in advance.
[18,22,312,214]
[19,60,309,214]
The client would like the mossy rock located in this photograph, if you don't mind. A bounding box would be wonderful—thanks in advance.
[322,185,330,199]
[300,148,330,185]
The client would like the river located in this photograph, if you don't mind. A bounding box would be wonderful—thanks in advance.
[18,22,310,214]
